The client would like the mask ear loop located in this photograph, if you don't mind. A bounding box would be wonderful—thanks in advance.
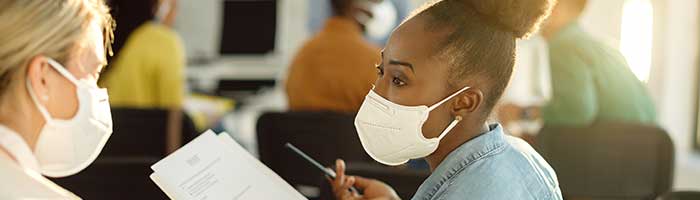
[437,116,462,140]
[426,86,469,140]
[427,86,470,112]
[26,79,53,122]
[45,58,80,85]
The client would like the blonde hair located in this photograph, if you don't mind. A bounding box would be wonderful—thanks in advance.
[0,0,114,101]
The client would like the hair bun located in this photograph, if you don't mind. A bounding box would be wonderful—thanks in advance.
[466,0,554,38]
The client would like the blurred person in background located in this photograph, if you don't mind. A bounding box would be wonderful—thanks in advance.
[0,0,114,198]
[307,0,412,46]
[540,0,656,126]
[285,0,382,113]
[100,0,185,152]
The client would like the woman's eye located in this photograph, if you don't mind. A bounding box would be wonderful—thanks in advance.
[392,77,406,86]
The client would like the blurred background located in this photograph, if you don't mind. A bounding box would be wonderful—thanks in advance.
[51,0,700,199]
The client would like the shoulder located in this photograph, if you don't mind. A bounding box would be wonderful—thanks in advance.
[549,29,620,67]
[133,23,183,47]
[0,158,79,199]
[435,137,561,200]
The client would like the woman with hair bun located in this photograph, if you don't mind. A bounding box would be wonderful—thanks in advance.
[329,0,563,199]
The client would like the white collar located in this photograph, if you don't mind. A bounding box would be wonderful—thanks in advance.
[0,124,41,172]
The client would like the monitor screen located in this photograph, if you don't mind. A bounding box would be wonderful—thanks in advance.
[220,0,277,55]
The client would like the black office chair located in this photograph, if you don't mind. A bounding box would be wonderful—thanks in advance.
[256,111,372,197]
[536,122,674,200]
[658,191,700,200]
[257,111,431,200]
[52,108,198,200]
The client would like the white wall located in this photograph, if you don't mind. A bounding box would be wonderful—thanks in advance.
[648,0,700,191]
[579,0,625,46]
[174,0,220,60]
[174,0,310,65]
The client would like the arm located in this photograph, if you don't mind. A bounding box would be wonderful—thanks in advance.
[166,109,182,153]
[158,32,186,153]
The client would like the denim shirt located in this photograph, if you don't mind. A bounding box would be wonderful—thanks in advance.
[412,124,563,200]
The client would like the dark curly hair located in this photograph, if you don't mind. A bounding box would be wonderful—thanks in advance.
[330,0,353,16]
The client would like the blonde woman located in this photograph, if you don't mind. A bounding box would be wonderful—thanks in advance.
[0,0,115,198]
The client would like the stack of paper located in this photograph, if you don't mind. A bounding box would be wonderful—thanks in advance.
[150,130,307,200]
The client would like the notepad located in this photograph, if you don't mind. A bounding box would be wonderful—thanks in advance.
[150,130,307,200]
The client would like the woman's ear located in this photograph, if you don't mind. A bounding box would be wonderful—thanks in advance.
[451,88,484,117]
[26,56,51,103]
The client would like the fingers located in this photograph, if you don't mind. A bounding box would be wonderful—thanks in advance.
[331,159,359,199]
[336,159,346,178]
[333,159,346,190]
[352,176,375,189]
[344,176,356,193]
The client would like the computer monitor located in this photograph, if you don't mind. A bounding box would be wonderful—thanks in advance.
[219,0,277,55]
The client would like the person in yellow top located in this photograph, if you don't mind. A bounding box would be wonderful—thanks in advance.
[100,0,185,152]
[285,0,382,113]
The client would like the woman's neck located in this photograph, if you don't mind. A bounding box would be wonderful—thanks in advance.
[424,122,490,171]
[0,92,43,150]
[0,144,14,162]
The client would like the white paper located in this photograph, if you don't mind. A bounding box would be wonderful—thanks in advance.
[150,130,306,200]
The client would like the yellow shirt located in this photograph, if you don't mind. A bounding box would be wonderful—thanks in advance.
[100,22,185,109]
[285,17,381,113]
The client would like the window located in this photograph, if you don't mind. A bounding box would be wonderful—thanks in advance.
[619,0,654,82]
[697,11,700,151]
[697,82,700,149]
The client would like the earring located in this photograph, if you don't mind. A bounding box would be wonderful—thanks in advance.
[455,115,463,121]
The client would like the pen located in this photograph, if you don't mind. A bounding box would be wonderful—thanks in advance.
[285,143,360,194]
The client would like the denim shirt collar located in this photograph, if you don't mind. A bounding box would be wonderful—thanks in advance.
[413,123,508,199]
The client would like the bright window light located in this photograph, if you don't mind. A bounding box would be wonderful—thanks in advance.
[619,0,654,82]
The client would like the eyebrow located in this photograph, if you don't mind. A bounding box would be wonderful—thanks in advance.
[389,59,415,73]
[380,50,415,73]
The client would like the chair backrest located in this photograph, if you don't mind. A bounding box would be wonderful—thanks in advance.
[659,191,700,200]
[256,111,373,192]
[101,108,169,158]
[100,108,199,158]
[53,108,198,200]
[536,122,674,200]
[51,158,167,200]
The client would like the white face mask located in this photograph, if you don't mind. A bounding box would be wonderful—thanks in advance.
[26,58,113,178]
[354,86,470,166]
[354,0,397,41]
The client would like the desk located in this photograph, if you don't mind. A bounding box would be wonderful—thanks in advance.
[187,58,282,96]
